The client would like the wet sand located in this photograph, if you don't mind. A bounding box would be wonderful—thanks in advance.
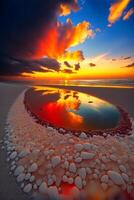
[0,82,134,200]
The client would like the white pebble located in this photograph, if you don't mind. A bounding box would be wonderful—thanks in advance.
[39,182,48,193]
[28,163,38,172]
[17,173,25,182]
[81,152,95,160]
[75,176,83,189]
[69,163,77,173]
[23,184,32,193]
[10,151,17,160]
[74,144,83,152]
[51,156,61,168]
[108,170,124,185]
[119,165,127,173]
[78,168,86,179]
[101,175,109,183]
[14,166,24,176]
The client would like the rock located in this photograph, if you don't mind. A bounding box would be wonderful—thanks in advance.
[48,186,59,199]
[101,175,109,183]
[23,184,32,193]
[30,175,35,182]
[69,163,77,173]
[74,144,83,152]
[18,150,28,158]
[33,184,37,190]
[79,132,87,139]
[14,166,24,176]
[108,170,124,185]
[78,168,86,179]
[110,154,117,162]
[75,176,83,189]
[75,157,82,163]
[10,151,17,160]
[62,175,68,182]
[122,173,129,182]
[51,156,61,168]
[28,163,38,172]
[64,161,69,169]
[17,173,25,182]
[86,167,92,175]
[83,143,92,150]
[25,173,31,180]
[39,182,48,194]
[81,152,95,160]
[119,165,127,173]
[68,178,74,184]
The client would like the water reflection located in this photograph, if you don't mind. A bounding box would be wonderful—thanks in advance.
[24,86,121,131]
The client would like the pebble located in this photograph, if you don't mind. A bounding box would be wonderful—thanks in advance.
[17,173,25,182]
[39,182,48,193]
[119,165,127,173]
[28,163,38,172]
[75,157,82,163]
[78,168,86,179]
[75,176,83,189]
[83,143,92,150]
[51,156,61,168]
[81,152,95,160]
[62,175,68,182]
[10,151,17,160]
[74,144,83,152]
[25,173,31,180]
[23,183,32,193]
[68,177,74,184]
[14,166,24,176]
[63,161,69,169]
[69,163,77,173]
[122,173,129,182]
[108,170,124,185]
[101,175,109,183]
[18,150,28,158]
[79,132,87,139]
[33,184,37,190]
[110,154,117,162]
[48,186,59,198]
[30,175,35,182]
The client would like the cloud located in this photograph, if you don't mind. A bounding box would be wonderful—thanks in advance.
[123,7,134,20]
[59,50,85,62]
[64,61,73,68]
[108,0,131,24]
[59,2,79,16]
[61,69,75,74]
[89,63,96,67]
[0,0,93,60]
[75,63,81,71]
[0,55,61,76]
[112,59,116,61]
[123,56,131,60]
[124,62,134,68]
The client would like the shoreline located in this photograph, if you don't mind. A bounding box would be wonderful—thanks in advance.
[0,82,134,200]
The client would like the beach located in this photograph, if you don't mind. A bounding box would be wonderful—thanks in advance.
[0,82,134,200]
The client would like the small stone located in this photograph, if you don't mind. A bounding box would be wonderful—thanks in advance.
[62,175,68,182]
[68,139,74,144]
[28,163,38,172]
[74,144,83,152]
[86,167,92,175]
[110,154,117,162]
[78,168,86,179]
[83,143,92,150]
[30,175,35,182]
[75,157,82,163]
[39,182,48,193]
[25,173,31,180]
[18,150,28,158]
[51,156,61,168]
[14,166,24,176]
[69,163,77,173]
[79,132,87,139]
[81,152,95,160]
[23,184,32,193]
[75,176,83,189]
[108,170,124,185]
[17,173,25,182]
[119,165,127,173]
[122,173,129,182]
[10,151,17,160]
[64,161,69,169]
[33,184,37,190]
[48,186,59,198]
[101,175,109,183]
[68,177,74,184]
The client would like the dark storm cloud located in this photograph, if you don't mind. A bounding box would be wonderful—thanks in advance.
[75,63,80,71]
[89,63,96,67]
[64,61,73,68]
[0,55,60,76]
[0,0,78,76]
[124,62,134,68]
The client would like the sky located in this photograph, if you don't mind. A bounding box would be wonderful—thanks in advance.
[0,0,134,82]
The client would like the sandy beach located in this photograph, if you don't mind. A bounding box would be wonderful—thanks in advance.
[0,82,134,200]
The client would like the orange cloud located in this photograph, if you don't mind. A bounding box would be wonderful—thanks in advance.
[108,0,131,24]
[59,50,85,62]
[35,19,93,59]
[123,7,134,20]
[59,0,79,16]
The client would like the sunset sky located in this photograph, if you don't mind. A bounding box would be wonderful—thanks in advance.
[0,0,134,82]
